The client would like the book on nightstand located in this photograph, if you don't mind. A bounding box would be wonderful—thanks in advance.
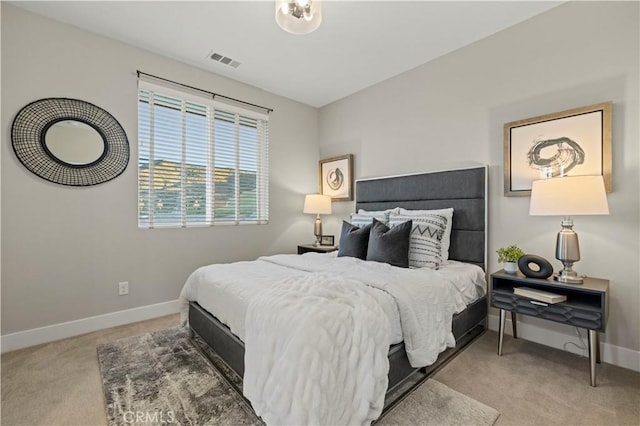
[513,287,567,304]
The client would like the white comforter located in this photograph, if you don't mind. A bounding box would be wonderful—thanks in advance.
[255,254,481,367]
[179,253,486,425]
[243,273,391,425]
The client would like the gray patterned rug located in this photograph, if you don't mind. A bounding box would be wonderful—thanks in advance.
[97,327,499,425]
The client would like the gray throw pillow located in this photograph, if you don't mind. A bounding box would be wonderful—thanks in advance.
[337,221,372,259]
[366,218,412,268]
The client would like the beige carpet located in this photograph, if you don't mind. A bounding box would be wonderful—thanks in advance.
[433,329,640,425]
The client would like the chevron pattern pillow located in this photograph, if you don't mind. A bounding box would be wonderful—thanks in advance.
[389,210,452,269]
[397,208,454,263]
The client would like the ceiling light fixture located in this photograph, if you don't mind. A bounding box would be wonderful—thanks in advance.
[275,0,322,35]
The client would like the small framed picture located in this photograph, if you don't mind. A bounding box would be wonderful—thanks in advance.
[320,235,335,246]
[319,154,353,201]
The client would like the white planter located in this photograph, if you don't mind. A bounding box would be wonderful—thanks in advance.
[504,261,518,274]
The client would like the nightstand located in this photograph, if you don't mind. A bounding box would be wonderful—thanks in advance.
[490,270,609,386]
[297,244,338,255]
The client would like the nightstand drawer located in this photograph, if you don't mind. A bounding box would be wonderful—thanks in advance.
[492,289,604,331]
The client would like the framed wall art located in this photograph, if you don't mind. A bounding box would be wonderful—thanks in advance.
[503,102,612,197]
[319,154,353,201]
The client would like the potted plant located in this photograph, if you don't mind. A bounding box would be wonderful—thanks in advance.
[497,245,525,274]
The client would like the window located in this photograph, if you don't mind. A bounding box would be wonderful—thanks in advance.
[138,80,269,228]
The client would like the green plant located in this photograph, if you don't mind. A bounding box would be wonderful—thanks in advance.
[496,245,525,263]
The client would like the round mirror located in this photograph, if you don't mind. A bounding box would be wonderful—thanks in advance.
[44,120,106,166]
[11,98,129,186]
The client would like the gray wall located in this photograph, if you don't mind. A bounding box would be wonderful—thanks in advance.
[1,4,319,334]
[319,2,640,354]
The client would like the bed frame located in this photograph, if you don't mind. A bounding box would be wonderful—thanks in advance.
[189,165,488,416]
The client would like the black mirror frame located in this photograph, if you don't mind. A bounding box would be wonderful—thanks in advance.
[11,98,129,186]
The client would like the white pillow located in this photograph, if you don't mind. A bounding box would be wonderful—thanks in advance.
[357,208,401,215]
[395,208,454,263]
[350,211,389,227]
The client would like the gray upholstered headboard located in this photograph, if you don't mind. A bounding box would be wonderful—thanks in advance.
[355,165,487,270]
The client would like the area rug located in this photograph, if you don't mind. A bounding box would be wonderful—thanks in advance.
[377,379,499,425]
[97,327,499,425]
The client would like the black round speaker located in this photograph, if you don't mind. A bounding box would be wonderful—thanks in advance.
[518,254,554,279]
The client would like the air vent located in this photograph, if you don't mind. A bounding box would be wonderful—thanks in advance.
[208,51,241,69]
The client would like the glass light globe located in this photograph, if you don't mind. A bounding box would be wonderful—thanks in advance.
[275,0,322,35]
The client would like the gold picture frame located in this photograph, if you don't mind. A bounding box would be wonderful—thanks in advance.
[319,154,353,201]
[504,102,612,197]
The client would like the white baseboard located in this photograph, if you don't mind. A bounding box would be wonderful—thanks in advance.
[488,314,640,373]
[1,299,180,353]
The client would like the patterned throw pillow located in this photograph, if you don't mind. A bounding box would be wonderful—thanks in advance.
[389,209,452,269]
[397,208,454,263]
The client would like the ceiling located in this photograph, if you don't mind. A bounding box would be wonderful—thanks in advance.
[12,1,562,108]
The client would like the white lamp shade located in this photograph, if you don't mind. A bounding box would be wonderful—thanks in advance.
[303,194,332,214]
[529,175,609,216]
[275,0,322,34]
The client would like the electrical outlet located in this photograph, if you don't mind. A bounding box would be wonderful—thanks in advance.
[118,281,129,296]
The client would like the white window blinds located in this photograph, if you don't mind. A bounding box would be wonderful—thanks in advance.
[138,80,269,228]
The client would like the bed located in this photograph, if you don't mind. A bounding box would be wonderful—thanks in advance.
[183,165,488,423]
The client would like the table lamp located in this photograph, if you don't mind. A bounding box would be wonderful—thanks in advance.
[303,194,332,246]
[529,175,609,284]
